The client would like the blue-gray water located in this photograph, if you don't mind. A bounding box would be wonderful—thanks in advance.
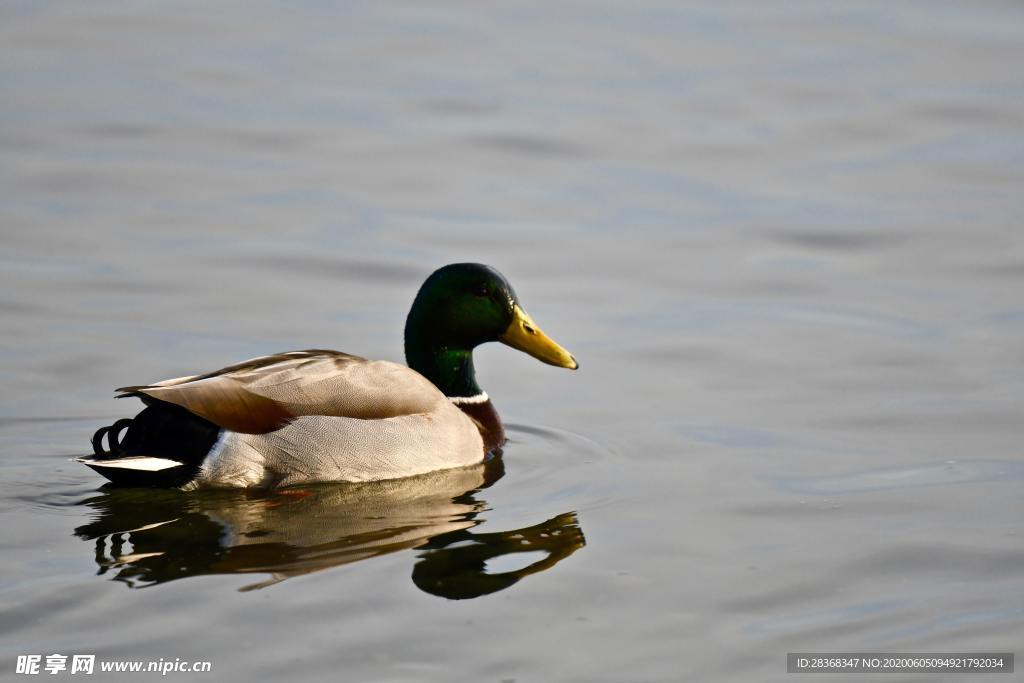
[2,2,1023,681]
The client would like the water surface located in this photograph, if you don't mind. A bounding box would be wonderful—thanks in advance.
[2,1,1023,680]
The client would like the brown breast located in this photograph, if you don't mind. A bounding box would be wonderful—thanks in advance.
[453,398,506,455]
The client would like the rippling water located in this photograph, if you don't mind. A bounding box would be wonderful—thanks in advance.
[2,1,1023,680]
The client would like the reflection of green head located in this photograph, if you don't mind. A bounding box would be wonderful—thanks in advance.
[404,263,577,397]
[413,511,586,600]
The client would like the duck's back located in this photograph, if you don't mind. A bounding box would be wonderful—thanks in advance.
[118,350,451,432]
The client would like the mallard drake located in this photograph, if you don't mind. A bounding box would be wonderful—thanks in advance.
[78,263,577,489]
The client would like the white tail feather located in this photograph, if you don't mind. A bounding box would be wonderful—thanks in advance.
[76,456,183,471]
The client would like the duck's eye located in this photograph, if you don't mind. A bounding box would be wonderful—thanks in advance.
[474,285,490,298]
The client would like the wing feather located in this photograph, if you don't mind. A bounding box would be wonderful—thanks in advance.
[116,350,444,434]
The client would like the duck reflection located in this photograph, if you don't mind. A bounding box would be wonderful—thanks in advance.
[74,460,585,597]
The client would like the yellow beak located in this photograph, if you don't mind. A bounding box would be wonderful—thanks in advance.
[499,304,578,370]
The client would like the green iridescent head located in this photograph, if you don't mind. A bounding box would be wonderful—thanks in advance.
[404,263,577,397]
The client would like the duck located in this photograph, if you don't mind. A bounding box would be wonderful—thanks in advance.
[77,263,578,489]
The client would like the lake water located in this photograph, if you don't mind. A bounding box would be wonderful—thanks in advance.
[2,1,1023,680]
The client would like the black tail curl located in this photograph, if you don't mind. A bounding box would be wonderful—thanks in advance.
[92,418,134,458]
[89,403,221,466]
[83,403,222,487]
